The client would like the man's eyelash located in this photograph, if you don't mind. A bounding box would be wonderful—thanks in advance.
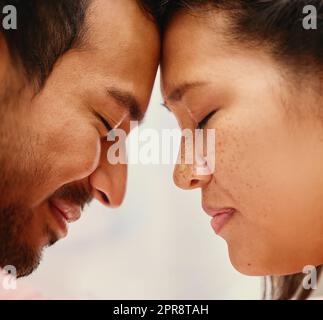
[95,113,113,132]
[198,110,217,129]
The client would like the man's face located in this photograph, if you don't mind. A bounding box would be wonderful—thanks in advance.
[0,0,160,277]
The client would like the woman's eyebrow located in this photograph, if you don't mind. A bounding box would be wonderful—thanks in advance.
[166,81,208,102]
[106,87,145,123]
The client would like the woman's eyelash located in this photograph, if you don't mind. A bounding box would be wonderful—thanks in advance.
[198,110,217,129]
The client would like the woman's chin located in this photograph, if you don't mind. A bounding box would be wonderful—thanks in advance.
[227,245,280,276]
[227,247,316,277]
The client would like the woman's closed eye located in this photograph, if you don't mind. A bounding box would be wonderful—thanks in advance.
[197,110,217,129]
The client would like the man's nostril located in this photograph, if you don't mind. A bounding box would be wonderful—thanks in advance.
[99,191,110,205]
[191,179,199,187]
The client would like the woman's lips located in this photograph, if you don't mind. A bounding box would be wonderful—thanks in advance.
[48,199,81,239]
[202,206,235,234]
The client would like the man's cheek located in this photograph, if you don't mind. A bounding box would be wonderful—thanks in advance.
[48,132,101,187]
[52,133,102,184]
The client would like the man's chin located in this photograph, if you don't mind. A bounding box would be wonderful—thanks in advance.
[14,227,60,278]
[0,243,43,278]
[0,204,56,278]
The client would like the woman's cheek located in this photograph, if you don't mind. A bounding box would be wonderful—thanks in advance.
[212,114,280,220]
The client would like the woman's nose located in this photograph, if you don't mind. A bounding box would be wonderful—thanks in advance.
[173,135,213,190]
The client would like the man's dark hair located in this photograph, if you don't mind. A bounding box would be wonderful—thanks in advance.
[160,0,323,70]
[139,0,162,23]
[0,0,91,88]
[0,0,160,89]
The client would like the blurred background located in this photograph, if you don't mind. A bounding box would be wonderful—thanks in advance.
[24,72,262,299]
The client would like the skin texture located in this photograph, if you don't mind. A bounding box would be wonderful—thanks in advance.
[161,9,323,276]
[0,0,160,277]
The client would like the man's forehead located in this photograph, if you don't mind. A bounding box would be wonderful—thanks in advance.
[87,0,155,38]
[74,0,159,117]
[84,0,159,65]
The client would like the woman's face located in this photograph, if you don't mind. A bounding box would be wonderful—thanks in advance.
[161,9,323,276]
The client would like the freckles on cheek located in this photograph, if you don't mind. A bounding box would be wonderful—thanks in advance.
[213,122,266,207]
[216,124,280,224]
[215,125,244,181]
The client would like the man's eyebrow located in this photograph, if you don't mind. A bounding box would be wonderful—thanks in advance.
[106,87,144,123]
[166,81,208,102]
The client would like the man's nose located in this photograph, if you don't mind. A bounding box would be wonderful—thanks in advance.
[89,139,127,208]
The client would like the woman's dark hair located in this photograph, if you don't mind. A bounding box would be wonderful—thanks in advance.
[264,268,323,300]
[160,0,323,300]
[160,0,323,72]
[0,0,159,88]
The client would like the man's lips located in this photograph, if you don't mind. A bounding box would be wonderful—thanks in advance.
[48,198,82,239]
[202,205,235,234]
[50,198,81,223]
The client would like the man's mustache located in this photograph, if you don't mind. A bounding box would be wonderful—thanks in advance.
[50,183,93,210]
